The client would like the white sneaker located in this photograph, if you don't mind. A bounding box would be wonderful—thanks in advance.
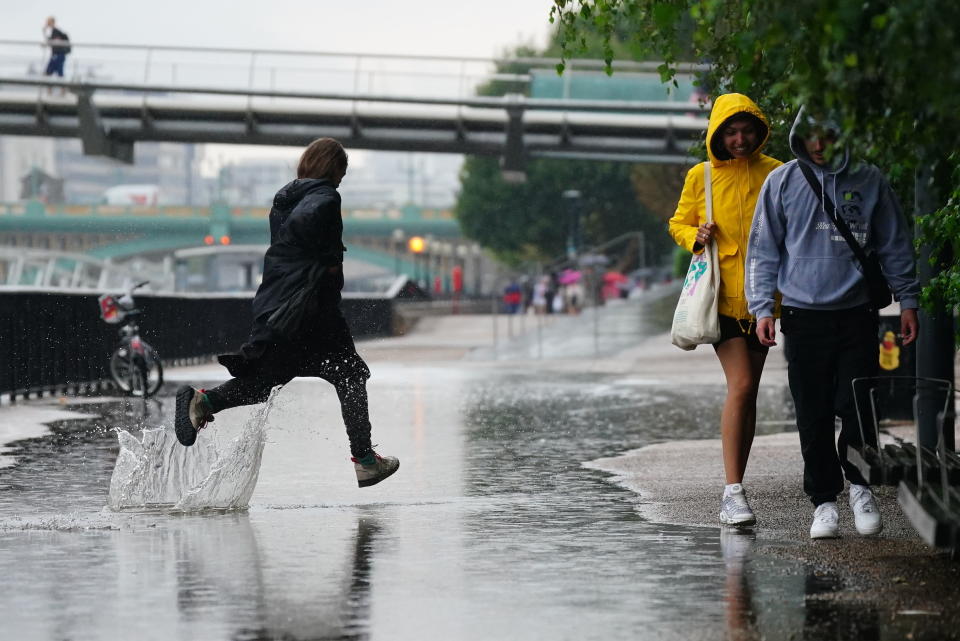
[810,502,840,539]
[719,484,756,526]
[849,484,883,535]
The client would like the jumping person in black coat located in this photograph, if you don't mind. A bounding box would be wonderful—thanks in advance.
[174,138,399,488]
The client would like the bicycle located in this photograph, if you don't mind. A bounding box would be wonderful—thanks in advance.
[98,281,164,398]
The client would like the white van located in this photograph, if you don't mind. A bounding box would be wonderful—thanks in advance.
[102,184,162,206]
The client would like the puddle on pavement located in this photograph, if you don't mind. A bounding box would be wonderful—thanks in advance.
[0,367,948,640]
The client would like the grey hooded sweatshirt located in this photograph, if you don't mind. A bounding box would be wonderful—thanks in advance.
[746,109,919,319]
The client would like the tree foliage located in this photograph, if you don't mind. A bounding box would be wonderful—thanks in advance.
[456,34,682,268]
[456,156,670,267]
[550,0,960,314]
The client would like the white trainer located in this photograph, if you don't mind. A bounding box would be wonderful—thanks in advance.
[849,484,883,535]
[718,484,756,527]
[810,502,840,539]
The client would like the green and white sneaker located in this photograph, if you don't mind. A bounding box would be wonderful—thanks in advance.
[351,451,400,488]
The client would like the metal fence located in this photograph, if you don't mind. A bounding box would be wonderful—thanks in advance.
[0,290,395,401]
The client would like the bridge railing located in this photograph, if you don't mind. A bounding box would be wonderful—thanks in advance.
[0,39,705,103]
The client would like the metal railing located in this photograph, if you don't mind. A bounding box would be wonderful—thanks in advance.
[0,38,706,107]
[0,288,401,401]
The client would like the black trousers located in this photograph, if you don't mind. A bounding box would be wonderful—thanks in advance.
[781,305,879,506]
[204,313,373,459]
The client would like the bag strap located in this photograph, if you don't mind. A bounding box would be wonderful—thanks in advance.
[703,162,713,224]
[797,161,871,267]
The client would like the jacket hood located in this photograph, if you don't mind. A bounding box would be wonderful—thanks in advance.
[789,106,849,174]
[706,93,771,164]
[272,178,335,211]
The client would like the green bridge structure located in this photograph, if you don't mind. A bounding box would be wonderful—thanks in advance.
[0,200,463,276]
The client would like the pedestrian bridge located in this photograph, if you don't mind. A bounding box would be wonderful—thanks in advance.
[0,40,708,172]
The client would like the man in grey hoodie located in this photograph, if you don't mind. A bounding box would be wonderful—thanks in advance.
[746,108,920,540]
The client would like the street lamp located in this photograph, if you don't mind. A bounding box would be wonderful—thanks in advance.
[408,235,425,286]
[562,189,582,261]
[392,228,405,276]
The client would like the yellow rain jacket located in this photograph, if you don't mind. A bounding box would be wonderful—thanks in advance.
[668,93,782,320]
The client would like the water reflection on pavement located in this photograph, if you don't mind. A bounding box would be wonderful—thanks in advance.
[0,366,890,641]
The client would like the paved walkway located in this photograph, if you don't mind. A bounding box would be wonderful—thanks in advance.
[352,309,960,627]
[5,301,959,636]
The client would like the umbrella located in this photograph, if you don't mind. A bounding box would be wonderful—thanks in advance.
[557,269,582,285]
[601,270,629,300]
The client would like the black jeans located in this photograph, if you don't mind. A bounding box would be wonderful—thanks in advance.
[781,305,879,506]
[205,323,374,459]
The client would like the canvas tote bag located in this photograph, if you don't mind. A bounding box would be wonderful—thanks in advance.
[670,162,721,350]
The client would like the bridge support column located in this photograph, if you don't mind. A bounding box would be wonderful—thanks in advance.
[76,88,134,163]
[501,94,527,183]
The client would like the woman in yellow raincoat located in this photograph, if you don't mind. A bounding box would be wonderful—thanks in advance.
[668,93,782,527]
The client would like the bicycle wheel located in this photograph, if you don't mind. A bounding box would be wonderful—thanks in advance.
[142,345,164,398]
[109,346,135,394]
[130,359,148,398]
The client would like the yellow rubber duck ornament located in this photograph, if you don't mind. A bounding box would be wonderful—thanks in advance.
[879,330,900,371]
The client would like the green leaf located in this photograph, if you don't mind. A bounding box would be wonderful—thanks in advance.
[652,3,679,29]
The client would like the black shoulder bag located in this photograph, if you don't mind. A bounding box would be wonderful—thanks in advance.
[797,162,892,309]
[265,262,325,338]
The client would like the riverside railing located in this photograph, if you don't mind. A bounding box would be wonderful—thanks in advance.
[0,289,397,401]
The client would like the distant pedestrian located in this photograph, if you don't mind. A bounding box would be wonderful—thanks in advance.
[532,276,549,314]
[503,280,522,314]
[545,273,560,314]
[42,16,70,93]
[174,138,400,489]
[746,108,920,539]
[668,93,783,528]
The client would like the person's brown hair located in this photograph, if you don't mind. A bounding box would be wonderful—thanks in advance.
[297,138,348,180]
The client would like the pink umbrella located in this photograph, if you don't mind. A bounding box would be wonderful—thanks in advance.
[557,269,582,285]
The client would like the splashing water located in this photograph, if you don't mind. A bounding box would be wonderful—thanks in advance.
[107,388,278,512]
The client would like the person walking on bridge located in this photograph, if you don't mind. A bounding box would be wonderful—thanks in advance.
[42,16,70,93]
[746,109,919,539]
[668,93,783,527]
[174,138,399,489]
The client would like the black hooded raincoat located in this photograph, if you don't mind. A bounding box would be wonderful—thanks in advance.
[218,178,368,381]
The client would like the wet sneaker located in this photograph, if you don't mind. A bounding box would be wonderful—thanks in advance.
[351,451,400,488]
[849,484,883,535]
[719,484,756,527]
[174,385,214,447]
[810,502,840,539]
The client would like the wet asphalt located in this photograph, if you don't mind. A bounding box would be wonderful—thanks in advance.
[0,296,957,640]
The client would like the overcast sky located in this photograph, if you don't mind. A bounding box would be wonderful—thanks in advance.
[3,1,553,60]
[3,1,555,171]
